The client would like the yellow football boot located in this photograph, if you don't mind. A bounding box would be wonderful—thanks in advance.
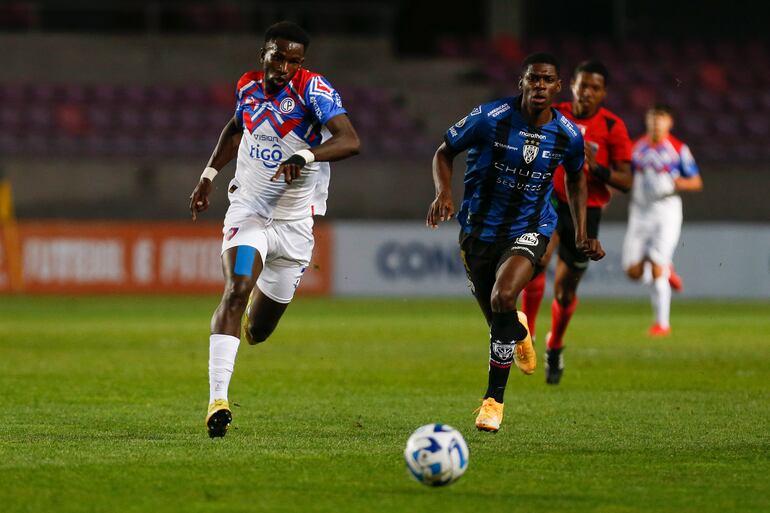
[206,399,232,438]
[241,287,257,345]
[514,311,536,375]
[475,397,504,432]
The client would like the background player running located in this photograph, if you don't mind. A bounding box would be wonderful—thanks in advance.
[622,104,703,336]
[427,53,604,433]
[520,60,632,385]
[189,21,360,438]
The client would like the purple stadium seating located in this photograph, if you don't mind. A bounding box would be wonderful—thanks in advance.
[438,36,770,162]
[0,80,428,158]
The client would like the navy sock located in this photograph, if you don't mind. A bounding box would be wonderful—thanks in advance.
[485,311,527,403]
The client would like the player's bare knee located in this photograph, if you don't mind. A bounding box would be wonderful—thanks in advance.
[222,281,252,314]
[490,288,518,312]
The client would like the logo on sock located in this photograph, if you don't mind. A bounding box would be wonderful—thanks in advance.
[491,340,514,362]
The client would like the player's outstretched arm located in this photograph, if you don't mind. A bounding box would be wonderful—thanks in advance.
[271,114,360,184]
[565,170,605,260]
[189,116,242,220]
[426,142,457,229]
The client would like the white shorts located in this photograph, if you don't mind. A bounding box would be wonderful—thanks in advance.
[221,202,314,304]
[622,196,682,269]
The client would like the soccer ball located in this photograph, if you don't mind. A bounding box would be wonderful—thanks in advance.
[404,423,469,486]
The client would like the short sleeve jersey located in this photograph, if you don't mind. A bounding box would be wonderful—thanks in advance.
[631,134,700,206]
[552,102,632,208]
[444,96,585,242]
[232,68,347,220]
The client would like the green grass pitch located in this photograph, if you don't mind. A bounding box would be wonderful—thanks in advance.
[1,296,768,513]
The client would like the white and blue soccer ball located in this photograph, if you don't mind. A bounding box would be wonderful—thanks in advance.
[404,423,469,486]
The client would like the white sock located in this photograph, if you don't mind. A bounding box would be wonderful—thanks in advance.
[209,334,240,403]
[641,261,653,285]
[650,276,671,328]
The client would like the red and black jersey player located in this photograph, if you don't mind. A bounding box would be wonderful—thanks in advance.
[520,60,633,385]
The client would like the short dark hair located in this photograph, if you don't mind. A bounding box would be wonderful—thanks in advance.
[521,52,560,74]
[574,60,610,86]
[264,21,310,49]
[648,103,674,117]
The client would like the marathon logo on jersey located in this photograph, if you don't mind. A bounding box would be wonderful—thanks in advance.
[455,116,468,128]
[561,117,579,137]
[225,227,240,241]
[523,141,540,164]
[519,130,546,140]
[488,103,511,118]
[279,97,296,114]
[449,127,458,137]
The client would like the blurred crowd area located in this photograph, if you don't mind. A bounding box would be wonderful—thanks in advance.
[0,1,767,222]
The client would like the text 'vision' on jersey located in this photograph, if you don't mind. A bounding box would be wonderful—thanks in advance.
[444,96,585,242]
[232,68,346,220]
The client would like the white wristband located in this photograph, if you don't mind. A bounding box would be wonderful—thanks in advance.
[295,149,315,164]
[200,166,218,182]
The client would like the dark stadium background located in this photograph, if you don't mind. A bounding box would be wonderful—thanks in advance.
[1,0,766,222]
[0,0,767,297]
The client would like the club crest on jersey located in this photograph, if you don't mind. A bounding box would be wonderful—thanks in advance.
[279,97,296,114]
[523,143,540,164]
[225,227,240,241]
[455,116,468,128]
[514,233,539,247]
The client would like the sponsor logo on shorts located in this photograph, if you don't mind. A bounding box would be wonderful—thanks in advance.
[279,97,296,113]
[515,233,539,246]
[225,227,239,241]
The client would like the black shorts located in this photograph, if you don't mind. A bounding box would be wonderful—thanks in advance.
[460,231,550,300]
[555,200,602,269]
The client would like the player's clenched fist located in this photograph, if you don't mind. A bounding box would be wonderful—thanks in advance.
[576,238,605,261]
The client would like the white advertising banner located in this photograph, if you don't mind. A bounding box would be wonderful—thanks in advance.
[332,222,770,299]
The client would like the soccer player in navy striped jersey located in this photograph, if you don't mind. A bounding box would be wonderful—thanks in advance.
[427,53,605,432]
